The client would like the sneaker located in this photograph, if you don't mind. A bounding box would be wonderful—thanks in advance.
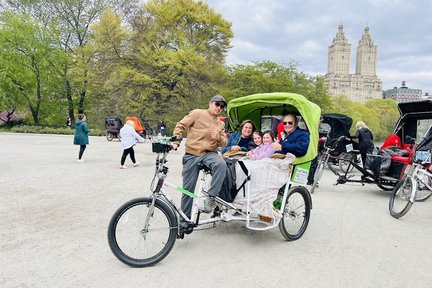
[202,196,216,213]
[119,165,127,169]
[76,159,83,163]
[133,162,140,167]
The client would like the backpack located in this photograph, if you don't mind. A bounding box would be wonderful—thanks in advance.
[218,158,249,202]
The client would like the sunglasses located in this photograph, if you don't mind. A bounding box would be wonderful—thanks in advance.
[214,101,226,110]
[283,121,294,126]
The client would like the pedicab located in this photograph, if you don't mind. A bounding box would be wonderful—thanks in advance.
[328,100,432,191]
[321,113,360,172]
[107,92,320,267]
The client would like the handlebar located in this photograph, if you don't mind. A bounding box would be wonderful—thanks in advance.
[323,135,351,151]
[151,135,182,153]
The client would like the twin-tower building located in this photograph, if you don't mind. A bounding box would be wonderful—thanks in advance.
[324,25,383,103]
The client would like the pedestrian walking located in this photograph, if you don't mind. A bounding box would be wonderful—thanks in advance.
[73,111,89,162]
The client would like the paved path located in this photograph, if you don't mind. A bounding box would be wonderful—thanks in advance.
[1,133,432,288]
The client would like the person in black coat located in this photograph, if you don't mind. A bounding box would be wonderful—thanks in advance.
[351,121,374,168]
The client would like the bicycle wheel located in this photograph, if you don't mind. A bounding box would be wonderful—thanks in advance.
[279,186,311,241]
[310,158,326,194]
[415,175,432,202]
[338,152,355,173]
[389,177,414,219]
[108,197,178,267]
[106,132,114,141]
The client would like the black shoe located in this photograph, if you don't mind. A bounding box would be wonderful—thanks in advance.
[179,220,194,235]
[203,196,216,213]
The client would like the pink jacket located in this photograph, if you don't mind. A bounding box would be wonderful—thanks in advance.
[249,143,275,160]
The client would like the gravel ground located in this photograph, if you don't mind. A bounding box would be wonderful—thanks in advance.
[1,132,432,288]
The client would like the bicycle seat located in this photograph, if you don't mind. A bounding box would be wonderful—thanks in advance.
[197,162,212,173]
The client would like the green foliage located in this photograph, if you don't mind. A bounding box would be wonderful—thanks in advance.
[329,96,398,141]
[107,0,233,128]
[9,125,105,136]
[0,11,66,125]
[219,61,333,111]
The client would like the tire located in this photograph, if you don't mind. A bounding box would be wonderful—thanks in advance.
[389,178,414,219]
[415,189,432,202]
[310,158,326,194]
[338,152,355,173]
[279,186,311,241]
[108,197,178,267]
[415,176,432,202]
[106,132,114,141]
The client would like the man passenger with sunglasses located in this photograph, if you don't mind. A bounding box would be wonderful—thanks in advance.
[272,113,310,157]
[172,95,228,220]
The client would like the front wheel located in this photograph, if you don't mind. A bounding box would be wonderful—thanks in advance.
[106,132,114,141]
[279,186,311,241]
[415,175,432,201]
[108,197,178,267]
[338,152,355,173]
[389,177,414,219]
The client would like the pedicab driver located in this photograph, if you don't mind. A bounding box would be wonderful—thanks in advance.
[172,95,228,218]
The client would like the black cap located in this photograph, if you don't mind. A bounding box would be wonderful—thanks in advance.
[211,95,227,105]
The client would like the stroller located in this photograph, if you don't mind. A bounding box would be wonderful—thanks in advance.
[105,116,123,141]
[125,116,146,139]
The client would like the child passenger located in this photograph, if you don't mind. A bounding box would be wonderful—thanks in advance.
[249,131,263,150]
[247,130,275,160]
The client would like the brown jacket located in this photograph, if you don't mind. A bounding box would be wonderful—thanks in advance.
[174,109,227,156]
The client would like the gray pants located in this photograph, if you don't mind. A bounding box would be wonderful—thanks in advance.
[180,152,226,218]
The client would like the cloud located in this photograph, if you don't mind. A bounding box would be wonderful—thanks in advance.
[205,0,432,94]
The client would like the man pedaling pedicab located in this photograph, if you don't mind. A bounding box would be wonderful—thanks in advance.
[172,95,228,224]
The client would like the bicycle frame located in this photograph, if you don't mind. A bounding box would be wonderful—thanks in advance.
[147,142,296,232]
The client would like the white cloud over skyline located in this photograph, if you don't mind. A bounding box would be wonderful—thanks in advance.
[205,0,432,95]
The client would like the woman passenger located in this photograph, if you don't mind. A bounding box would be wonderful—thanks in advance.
[220,119,256,154]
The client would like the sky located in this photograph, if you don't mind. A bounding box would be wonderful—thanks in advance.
[204,0,432,95]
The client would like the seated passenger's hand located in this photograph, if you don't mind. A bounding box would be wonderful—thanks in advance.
[231,145,240,151]
[272,142,282,151]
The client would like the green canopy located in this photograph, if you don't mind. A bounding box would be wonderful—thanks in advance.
[227,92,321,164]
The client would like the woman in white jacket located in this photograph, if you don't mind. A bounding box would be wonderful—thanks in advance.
[119,120,145,169]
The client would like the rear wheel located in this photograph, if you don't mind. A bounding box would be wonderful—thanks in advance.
[106,132,114,141]
[279,186,311,241]
[108,197,178,267]
[389,177,414,219]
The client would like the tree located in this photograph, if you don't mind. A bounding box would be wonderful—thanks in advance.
[220,61,332,110]
[111,0,233,128]
[0,12,65,125]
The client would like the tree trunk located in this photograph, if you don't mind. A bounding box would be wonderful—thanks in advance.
[78,68,88,112]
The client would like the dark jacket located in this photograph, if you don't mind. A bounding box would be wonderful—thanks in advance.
[220,131,252,154]
[276,128,310,157]
[74,120,89,145]
[352,127,374,153]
